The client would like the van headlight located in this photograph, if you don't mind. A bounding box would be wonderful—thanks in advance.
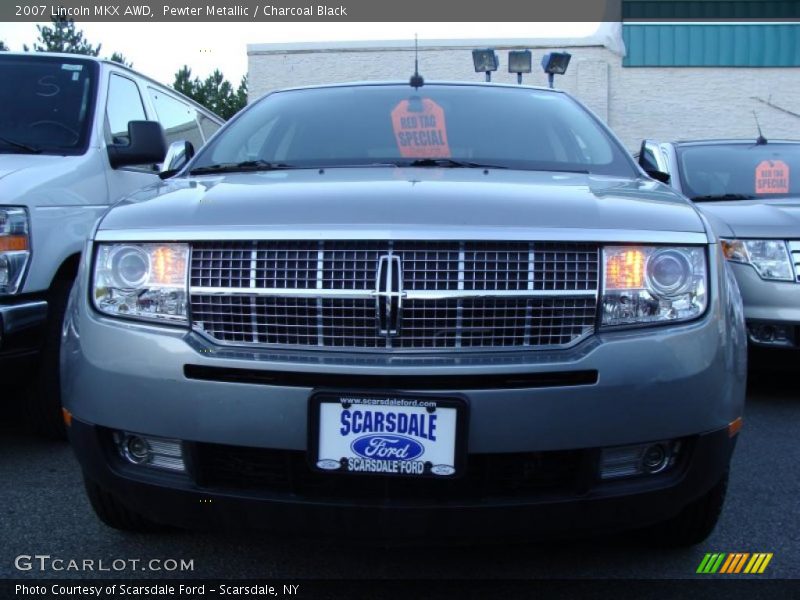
[93,243,189,323]
[0,207,30,295]
[601,246,707,327]
[721,239,794,281]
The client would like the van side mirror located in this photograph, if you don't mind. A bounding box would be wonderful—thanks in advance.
[159,140,195,179]
[107,121,167,169]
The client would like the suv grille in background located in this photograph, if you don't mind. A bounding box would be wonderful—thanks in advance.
[789,241,800,282]
[189,241,599,351]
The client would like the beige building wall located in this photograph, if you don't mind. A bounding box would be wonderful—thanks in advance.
[247,38,800,150]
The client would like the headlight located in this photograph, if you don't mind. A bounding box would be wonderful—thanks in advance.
[601,246,707,327]
[93,243,189,323]
[0,207,30,295]
[721,239,794,281]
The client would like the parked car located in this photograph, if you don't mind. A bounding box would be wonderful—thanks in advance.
[63,81,746,545]
[0,52,223,436]
[639,139,800,349]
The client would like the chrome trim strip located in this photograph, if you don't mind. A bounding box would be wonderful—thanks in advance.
[189,286,598,300]
[96,227,710,245]
[316,243,324,347]
[249,244,258,344]
[189,324,595,354]
[789,240,800,282]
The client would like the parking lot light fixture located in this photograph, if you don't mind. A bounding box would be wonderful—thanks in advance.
[472,49,499,82]
[541,51,572,89]
[508,50,532,85]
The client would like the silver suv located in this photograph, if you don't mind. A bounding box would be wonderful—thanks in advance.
[63,82,746,545]
[639,139,800,350]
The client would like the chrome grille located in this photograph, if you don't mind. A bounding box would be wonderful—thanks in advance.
[190,241,599,351]
[789,241,800,282]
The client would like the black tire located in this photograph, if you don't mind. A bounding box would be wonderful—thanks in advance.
[25,277,73,439]
[642,473,728,547]
[83,478,169,533]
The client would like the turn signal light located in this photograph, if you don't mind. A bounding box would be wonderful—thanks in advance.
[605,248,646,289]
[0,236,28,252]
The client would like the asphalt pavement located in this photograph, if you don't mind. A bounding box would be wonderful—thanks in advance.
[1,362,798,583]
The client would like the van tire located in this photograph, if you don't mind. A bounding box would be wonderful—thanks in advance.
[84,478,169,533]
[25,277,72,439]
[642,472,728,547]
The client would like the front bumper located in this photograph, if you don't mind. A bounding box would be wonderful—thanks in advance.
[63,242,746,537]
[70,418,737,539]
[0,298,48,378]
[730,263,800,348]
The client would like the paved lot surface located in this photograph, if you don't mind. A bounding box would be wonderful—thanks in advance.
[1,361,798,582]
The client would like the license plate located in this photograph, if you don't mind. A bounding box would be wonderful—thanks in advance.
[309,392,466,478]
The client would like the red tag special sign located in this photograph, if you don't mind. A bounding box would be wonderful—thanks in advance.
[755,160,790,194]
[391,98,451,158]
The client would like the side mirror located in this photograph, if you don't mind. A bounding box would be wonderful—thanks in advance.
[159,140,195,179]
[636,140,671,184]
[645,169,671,184]
[107,121,167,169]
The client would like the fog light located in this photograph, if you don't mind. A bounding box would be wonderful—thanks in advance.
[600,440,680,480]
[747,323,795,347]
[114,431,185,472]
[124,435,149,463]
[642,443,668,473]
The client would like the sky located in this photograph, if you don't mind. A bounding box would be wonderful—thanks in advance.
[0,22,599,87]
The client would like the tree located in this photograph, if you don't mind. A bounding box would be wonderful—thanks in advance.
[24,17,101,56]
[109,52,133,68]
[172,65,247,120]
[0,41,7,51]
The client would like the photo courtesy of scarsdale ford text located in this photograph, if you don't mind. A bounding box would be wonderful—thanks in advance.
[14,583,302,597]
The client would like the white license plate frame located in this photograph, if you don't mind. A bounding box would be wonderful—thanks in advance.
[308,391,468,479]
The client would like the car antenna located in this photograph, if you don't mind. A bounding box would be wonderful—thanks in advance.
[753,111,768,145]
[409,34,424,89]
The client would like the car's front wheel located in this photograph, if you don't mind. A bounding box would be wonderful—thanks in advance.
[25,277,72,439]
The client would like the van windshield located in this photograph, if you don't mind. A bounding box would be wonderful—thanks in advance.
[190,84,637,177]
[0,55,98,155]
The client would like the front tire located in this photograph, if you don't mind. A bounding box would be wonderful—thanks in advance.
[25,277,72,439]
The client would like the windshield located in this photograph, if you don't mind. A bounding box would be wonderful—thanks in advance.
[0,55,98,155]
[190,84,637,176]
[677,143,800,201]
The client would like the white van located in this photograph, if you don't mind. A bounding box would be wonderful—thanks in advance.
[0,52,223,436]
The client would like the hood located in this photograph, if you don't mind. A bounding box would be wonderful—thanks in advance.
[0,153,102,207]
[696,199,800,239]
[0,154,66,181]
[97,168,707,241]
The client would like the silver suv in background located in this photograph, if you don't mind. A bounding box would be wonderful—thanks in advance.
[0,52,223,436]
[639,139,800,350]
[63,82,746,545]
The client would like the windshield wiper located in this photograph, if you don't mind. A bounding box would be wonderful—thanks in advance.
[0,135,41,154]
[399,158,508,169]
[690,193,757,202]
[188,160,295,175]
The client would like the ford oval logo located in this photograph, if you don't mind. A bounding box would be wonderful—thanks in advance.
[350,435,424,461]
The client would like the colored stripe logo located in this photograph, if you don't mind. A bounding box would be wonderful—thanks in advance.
[697,553,773,574]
